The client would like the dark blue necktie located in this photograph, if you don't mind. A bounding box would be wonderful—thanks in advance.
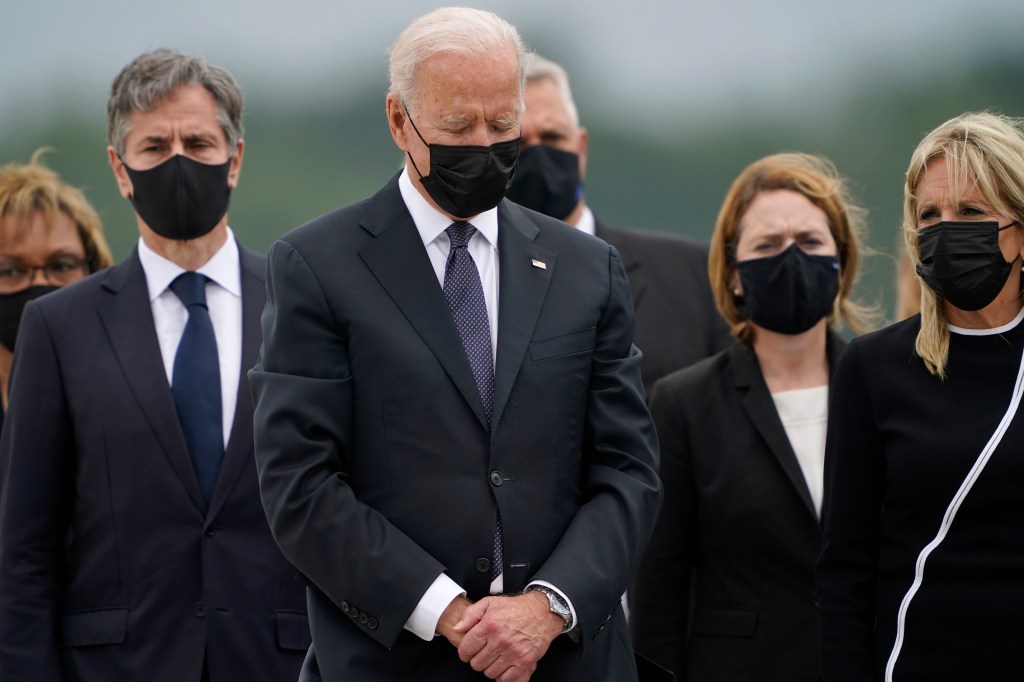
[170,272,223,506]
[443,222,502,579]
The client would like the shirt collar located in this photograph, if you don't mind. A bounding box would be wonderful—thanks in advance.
[398,168,500,251]
[137,227,242,302]
[575,205,596,236]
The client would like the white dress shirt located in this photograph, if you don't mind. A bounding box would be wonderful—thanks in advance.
[397,170,577,640]
[137,229,243,448]
[575,205,596,236]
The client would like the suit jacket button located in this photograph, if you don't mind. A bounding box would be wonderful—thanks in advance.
[358,613,369,624]
[205,528,216,537]
[489,471,503,486]
[367,618,378,630]
[475,557,491,574]
[192,602,206,618]
[339,601,350,613]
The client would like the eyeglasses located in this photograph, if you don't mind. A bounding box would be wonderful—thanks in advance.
[0,258,90,293]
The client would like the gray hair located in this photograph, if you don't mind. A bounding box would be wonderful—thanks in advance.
[526,55,579,127]
[107,49,244,157]
[388,7,530,114]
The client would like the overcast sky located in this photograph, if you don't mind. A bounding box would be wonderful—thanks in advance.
[2,0,1022,135]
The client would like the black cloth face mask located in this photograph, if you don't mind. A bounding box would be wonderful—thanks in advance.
[505,144,582,220]
[124,154,232,241]
[736,243,840,335]
[0,284,60,351]
[915,220,1020,311]
[405,108,520,219]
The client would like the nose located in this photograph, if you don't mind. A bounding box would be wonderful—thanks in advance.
[28,266,51,286]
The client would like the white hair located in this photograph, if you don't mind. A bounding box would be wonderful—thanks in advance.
[525,54,579,127]
[388,7,530,114]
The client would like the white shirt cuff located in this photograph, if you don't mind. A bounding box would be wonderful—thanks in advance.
[404,573,466,641]
[527,579,578,631]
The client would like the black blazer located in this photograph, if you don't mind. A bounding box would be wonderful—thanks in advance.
[0,246,309,681]
[250,176,662,681]
[595,221,731,396]
[630,333,846,681]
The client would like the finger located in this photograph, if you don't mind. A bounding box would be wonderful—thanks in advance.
[455,597,490,633]
[457,628,488,663]
[497,663,535,682]
[472,648,503,675]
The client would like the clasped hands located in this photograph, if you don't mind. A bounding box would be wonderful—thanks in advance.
[437,591,565,682]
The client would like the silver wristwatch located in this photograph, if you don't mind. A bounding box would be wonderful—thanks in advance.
[529,586,572,634]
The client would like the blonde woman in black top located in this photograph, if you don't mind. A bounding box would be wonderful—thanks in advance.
[818,112,1024,681]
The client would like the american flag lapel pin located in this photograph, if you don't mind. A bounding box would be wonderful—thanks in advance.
[531,259,547,270]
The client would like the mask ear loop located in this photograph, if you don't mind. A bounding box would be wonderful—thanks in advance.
[403,105,431,180]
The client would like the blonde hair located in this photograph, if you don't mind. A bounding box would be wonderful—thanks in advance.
[708,152,873,345]
[0,149,114,271]
[903,112,1024,377]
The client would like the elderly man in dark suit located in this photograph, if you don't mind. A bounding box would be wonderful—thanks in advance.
[507,55,730,394]
[0,49,309,681]
[250,8,661,682]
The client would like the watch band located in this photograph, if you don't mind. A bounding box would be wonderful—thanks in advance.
[528,585,572,634]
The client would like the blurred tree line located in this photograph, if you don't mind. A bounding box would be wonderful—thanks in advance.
[3,45,1023,324]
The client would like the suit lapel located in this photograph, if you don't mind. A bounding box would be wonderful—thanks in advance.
[98,251,206,512]
[207,247,265,520]
[492,201,555,429]
[358,179,490,430]
[731,343,818,519]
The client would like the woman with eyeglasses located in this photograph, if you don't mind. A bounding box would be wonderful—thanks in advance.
[0,150,113,414]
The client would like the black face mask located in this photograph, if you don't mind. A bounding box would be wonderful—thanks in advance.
[124,154,232,241]
[736,243,840,335]
[916,220,1020,311]
[405,108,520,219]
[505,144,582,220]
[0,285,60,351]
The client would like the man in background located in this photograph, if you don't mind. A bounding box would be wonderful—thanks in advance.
[0,49,309,681]
[507,55,731,393]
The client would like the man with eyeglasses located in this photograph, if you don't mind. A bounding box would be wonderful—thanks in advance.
[0,150,114,423]
[0,50,309,682]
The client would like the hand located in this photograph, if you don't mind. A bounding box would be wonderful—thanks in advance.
[438,595,473,647]
[454,592,564,681]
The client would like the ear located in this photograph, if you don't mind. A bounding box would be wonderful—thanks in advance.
[577,126,589,182]
[386,94,409,152]
[108,146,134,200]
[228,138,245,189]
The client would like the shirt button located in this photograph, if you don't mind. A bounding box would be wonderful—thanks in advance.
[475,557,491,574]
[192,602,206,618]
[489,471,503,486]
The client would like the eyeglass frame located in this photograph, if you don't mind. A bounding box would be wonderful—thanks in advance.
[0,257,93,293]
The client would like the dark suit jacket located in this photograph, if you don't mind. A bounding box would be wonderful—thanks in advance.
[630,332,846,681]
[595,221,731,396]
[250,176,662,681]
[0,245,309,682]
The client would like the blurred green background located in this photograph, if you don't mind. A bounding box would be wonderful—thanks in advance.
[4,0,1024,324]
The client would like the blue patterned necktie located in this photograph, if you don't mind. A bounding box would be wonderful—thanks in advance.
[443,222,502,578]
[169,272,224,506]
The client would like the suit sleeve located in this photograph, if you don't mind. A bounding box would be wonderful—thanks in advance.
[629,376,697,679]
[249,239,447,649]
[0,302,74,680]
[817,340,882,682]
[530,246,663,648]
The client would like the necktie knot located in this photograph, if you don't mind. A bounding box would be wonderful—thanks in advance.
[446,221,476,250]
[170,271,210,309]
